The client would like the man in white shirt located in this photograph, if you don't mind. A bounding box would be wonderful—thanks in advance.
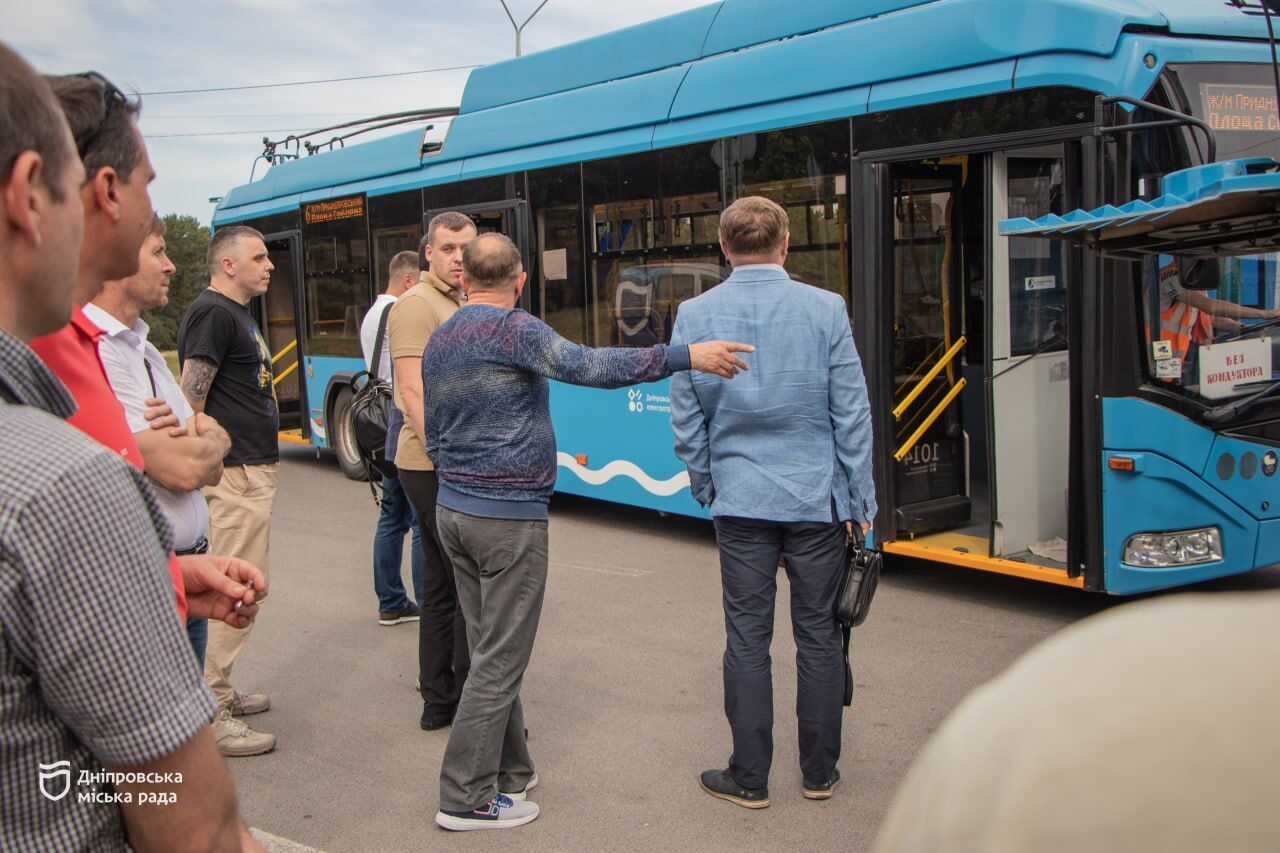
[84,214,233,667]
[362,251,418,379]
[360,250,424,626]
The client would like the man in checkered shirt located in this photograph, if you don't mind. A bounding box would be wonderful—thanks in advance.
[0,42,263,851]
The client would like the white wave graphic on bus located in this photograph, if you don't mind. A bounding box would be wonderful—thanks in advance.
[556,452,690,497]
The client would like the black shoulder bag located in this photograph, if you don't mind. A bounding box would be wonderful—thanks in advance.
[347,306,398,489]
[836,526,882,706]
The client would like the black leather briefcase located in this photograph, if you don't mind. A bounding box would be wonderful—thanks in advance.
[836,528,882,706]
[836,529,882,628]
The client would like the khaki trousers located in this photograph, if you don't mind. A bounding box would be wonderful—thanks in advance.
[203,462,278,708]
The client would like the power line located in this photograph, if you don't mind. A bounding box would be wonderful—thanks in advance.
[145,113,455,138]
[140,63,482,96]
[145,128,314,138]
[145,112,375,119]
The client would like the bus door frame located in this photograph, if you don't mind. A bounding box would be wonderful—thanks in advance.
[855,160,903,541]
[883,160,972,534]
[1071,130,1108,589]
[258,229,310,442]
[424,199,531,311]
[856,124,1101,579]
[858,154,981,543]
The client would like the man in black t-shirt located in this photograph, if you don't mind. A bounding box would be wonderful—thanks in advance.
[178,225,279,758]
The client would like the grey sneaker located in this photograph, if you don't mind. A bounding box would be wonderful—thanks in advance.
[436,794,539,831]
[213,709,276,757]
[499,772,538,802]
[228,690,270,716]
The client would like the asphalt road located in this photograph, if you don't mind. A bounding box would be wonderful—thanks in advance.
[227,446,1280,852]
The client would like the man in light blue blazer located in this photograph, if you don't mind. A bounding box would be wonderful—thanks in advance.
[670,196,877,809]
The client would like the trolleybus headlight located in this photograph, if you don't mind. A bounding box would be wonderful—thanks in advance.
[1122,528,1223,567]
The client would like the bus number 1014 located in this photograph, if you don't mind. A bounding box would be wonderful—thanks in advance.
[903,441,942,471]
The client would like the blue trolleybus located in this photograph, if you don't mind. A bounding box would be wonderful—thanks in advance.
[214,0,1280,594]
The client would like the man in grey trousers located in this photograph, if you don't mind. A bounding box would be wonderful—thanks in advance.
[670,196,877,809]
[422,232,754,831]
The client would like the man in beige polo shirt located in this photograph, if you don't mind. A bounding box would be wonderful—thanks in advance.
[389,210,476,731]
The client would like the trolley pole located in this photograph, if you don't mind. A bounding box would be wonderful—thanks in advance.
[499,0,550,57]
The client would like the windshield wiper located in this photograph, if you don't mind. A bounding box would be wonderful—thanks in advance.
[1219,314,1280,344]
[1203,378,1280,425]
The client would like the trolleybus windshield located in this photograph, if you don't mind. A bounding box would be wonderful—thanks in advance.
[1137,64,1280,405]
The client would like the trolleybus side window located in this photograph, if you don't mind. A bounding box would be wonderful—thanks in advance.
[853,88,1094,154]
[424,174,525,213]
[252,210,300,235]
[734,120,852,302]
[528,164,588,344]
[369,190,423,295]
[301,194,370,358]
[584,144,723,348]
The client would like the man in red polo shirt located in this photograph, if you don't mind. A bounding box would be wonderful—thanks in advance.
[29,71,260,630]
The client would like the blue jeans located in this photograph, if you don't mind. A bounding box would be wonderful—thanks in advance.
[186,616,208,667]
[374,474,424,611]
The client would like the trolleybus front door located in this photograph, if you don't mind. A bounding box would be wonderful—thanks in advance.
[887,163,971,536]
[258,231,307,440]
[424,200,530,310]
[988,149,1070,565]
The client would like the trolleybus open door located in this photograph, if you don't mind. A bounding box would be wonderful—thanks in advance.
[883,161,972,537]
[988,149,1072,568]
[867,151,1088,589]
[424,200,530,310]
[256,230,309,443]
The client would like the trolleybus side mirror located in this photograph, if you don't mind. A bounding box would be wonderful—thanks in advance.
[1176,255,1220,292]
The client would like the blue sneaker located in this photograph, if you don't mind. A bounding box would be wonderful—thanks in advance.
[436,794,539,831]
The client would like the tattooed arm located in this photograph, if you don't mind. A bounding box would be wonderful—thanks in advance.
[181,357,219,415]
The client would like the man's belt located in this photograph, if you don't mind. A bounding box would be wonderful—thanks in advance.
[175,537,209,556]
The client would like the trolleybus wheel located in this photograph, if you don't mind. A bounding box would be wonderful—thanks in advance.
[331,387,367,481]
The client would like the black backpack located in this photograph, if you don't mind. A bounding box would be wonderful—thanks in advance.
[348,306,398,483]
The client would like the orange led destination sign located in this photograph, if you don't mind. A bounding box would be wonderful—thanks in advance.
[303,195,365,225]
[1203,83,1280,133]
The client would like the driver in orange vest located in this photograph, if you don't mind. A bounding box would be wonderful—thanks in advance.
[1156,255,1279,381]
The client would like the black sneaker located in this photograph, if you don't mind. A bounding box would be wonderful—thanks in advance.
[420,705,456,731]
[803,768,840,800]
[379,603,420,626]
[699,769,769,809]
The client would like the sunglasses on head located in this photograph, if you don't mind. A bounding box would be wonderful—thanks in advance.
[72,71,129,160]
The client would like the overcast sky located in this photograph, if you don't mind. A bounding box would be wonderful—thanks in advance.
[9,0,710,222]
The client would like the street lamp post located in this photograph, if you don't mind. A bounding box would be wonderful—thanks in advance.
[499,0,550,57]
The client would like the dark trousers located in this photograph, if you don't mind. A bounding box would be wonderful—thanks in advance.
[399,469,469,714]
[713,516,846,789]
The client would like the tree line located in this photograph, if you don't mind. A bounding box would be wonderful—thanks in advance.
[146,214,211,352]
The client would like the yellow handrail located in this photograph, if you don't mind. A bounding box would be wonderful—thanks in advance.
[272,360,299,387]
[894,378,966,462]
[270,339,297,365]
[892,336,966,421]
